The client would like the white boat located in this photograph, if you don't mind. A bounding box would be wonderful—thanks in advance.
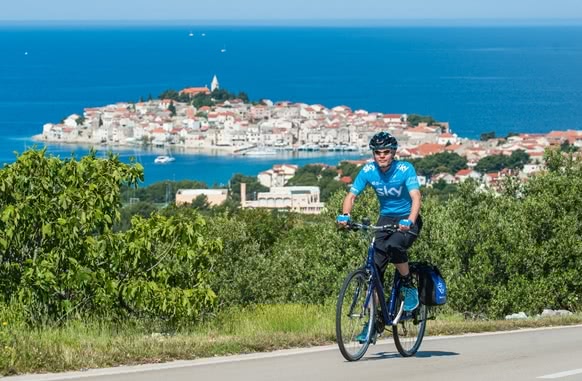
[333,144,358,152]
[188,31,194,37]
[298,144,320,152]
[243,148,277,156]
[154,155,175,164]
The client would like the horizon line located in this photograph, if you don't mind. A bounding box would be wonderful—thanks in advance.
[1,18,582,27]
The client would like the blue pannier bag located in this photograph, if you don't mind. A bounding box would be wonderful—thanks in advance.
[415,263,447,306]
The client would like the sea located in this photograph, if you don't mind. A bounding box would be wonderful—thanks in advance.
[1,24,581,186]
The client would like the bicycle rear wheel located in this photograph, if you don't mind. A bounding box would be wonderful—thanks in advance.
[393,281,428,357]
[336,269,375,361]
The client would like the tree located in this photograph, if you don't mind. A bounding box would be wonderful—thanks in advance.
[228,173,268,202]
[407,114,437,126]
[115,201,158,231]
[480,131,496,141]
[191,194,210,210]
[338,161,360,179]
[475,154,507,173]
[319,177,345,202]
[192,93,214,108]
[158,89,180,100]
[508,149,530,170]
[421,180,458,200]
[560,141,579,153]
[287,171,319,186]
[0,149,220,322]
[475,151,530,173]
[286,164,328,186]
[410,152,467,177]
[121,180,207,204]
[168,101,177,117]
[238,91,249,102]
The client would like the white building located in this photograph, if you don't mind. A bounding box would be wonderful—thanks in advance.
[211,75,220,92]
[175,189,228,206]
[257,164,299,188]
[241,184,324,214]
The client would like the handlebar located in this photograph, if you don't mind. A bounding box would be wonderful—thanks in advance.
[344,221,399,233]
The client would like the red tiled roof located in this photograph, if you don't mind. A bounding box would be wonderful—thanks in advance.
[415,143,446,156]
[407,126,437,134]
[455,169,474,177]
[180,87,210,95]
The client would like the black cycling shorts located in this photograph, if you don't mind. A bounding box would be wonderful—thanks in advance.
[373,215,423,277]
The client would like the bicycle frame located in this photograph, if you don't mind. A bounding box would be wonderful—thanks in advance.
[363,237,406,327]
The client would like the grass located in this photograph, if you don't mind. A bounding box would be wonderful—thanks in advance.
[1,304,581,376]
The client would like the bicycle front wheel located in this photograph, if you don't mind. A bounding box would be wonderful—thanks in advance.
[336,269,375,361]
[393,288,428,357]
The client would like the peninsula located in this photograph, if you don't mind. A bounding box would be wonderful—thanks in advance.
[35,79,581,166]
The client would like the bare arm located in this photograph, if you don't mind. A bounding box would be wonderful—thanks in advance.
[337,192,357,226]
[342,192,357,215]
[407,189,421,224]
[398,189,422,231]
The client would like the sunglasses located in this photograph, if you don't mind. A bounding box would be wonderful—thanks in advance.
[373,150,395,156]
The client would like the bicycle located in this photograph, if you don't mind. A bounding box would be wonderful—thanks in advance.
[335,220,428,361]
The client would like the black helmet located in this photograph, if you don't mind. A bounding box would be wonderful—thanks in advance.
[369,132,398,150]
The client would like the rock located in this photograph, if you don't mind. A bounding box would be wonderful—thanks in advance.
[505,312,528,320]
[541,309,573,317]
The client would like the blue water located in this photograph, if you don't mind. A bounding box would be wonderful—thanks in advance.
[1,25,581,185]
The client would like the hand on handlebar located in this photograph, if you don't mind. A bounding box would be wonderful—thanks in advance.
[398,219,413,232]
[336,214,351,227]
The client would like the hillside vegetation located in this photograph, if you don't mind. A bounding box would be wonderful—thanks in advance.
[0,148,580,373]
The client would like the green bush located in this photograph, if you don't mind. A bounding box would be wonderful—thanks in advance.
[1,148,580,324]
[410,151,582,318]
[0,149,219,323]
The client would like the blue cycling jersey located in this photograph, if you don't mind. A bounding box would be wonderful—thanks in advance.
[350,160,420,216]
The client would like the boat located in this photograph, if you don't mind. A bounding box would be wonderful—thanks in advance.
[188,31,194,37]
[297,144,320,152]
[154,155,175,164]
[333,144,358,152]
[243,148,277,156]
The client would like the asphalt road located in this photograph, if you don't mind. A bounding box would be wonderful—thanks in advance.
[8,325,582,381]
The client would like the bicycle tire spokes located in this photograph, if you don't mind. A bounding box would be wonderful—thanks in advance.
[393,272,427,357]
[336,269,375,361]
[347,285,362,318]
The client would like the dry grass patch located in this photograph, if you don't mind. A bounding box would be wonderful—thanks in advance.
[1,305,581,376]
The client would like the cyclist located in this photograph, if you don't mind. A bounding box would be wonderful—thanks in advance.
[337,132,422,339]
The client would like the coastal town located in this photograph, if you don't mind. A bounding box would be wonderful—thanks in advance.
[37,76,582,213]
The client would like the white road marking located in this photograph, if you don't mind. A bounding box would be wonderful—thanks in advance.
[538,368,582,379]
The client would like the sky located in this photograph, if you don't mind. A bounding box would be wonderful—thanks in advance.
[1,0,581,23]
